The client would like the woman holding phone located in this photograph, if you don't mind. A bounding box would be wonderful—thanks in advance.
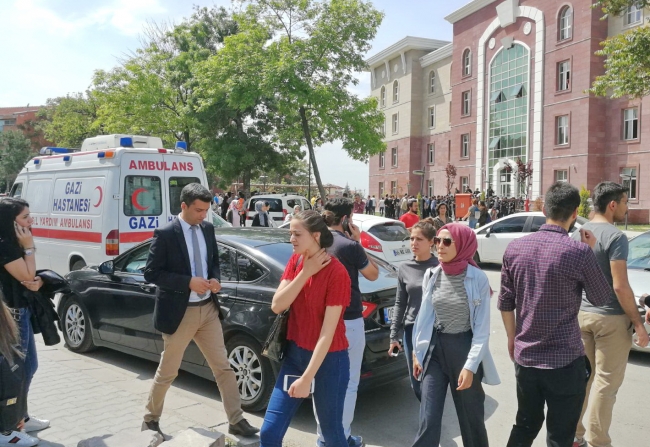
[260,211,351,447]
[388,220,438,401]
[411,223,499,447]
[0,198,50,435]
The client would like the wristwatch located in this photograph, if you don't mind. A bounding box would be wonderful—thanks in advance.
[24,247,35,256]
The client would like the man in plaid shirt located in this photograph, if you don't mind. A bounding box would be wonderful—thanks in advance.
[498,182,611,447]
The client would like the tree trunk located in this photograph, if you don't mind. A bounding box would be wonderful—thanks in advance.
[299,106,326,201]
[242,169,251,198]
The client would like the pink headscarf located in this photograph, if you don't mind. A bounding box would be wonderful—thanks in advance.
[437,223,479,276]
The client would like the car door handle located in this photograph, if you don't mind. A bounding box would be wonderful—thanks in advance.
[140,284,156,293]
[216,293,230,299]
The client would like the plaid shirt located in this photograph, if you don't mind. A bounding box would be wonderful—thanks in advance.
[353,200,365,215]
[498,224,611,369]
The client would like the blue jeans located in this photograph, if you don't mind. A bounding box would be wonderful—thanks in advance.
[260,342,350,447]
[18,308,38,417]
[403,324,421,401]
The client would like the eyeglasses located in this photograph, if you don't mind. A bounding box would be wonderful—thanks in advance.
[433,237,454,247]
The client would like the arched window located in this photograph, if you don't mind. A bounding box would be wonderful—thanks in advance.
[558,6,573,41]
[429,71,436,94]
[392,80,399,103]
[380,86,386,107]
[462,49,471,76]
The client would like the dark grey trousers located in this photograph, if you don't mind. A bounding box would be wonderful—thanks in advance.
[412,330,489,447]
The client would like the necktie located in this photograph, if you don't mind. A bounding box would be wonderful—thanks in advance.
[191,226,207,298]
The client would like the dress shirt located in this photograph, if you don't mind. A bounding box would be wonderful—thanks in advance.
[498,224,611,369]
[177,214,209,302]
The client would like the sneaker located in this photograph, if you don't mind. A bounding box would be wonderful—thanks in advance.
[141,420,165,438]
[0,431,39,447]
[22,417,50,433]
[348,435,365,447]
[573,437,587,447]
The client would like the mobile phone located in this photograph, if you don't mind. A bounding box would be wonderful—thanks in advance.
[283,375,315,394]
[341,216,351,235]
[390,346,400,357]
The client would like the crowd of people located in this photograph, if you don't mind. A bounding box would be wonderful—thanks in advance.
[1,181,649,447]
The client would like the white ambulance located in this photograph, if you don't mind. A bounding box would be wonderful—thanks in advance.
[10,134,210,274]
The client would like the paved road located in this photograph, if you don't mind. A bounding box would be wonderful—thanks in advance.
[29,264,648,446]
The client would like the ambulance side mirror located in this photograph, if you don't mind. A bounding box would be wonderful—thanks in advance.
[99,260,115,275]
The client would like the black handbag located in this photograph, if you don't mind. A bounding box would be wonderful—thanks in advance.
[262,308,289,362]
[0,353,27,432]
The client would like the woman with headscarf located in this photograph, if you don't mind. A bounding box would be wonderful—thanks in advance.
[252,201,272,227]
[410,223,500,447]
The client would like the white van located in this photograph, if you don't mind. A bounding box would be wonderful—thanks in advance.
[10,134,209,274]
[244,194,311,227]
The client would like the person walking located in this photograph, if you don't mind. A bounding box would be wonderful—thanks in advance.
[0,289,38,447]
[388,220,438,401]
[260,211,351,447]
[571,182,649,447]
[411,223,499,447]
[228,191,245,227]
[0,198,49,435]
[317,199,378,447]
[400,199,420,231]
[498,182,612,447]
[399,194,408,219]
[378,197,385,217]
[142,183,258,438]
[220,192,232,220]
[461,199,480,229]
[476,201,492,228]
[385,196,394,219]
[252,201,273,227]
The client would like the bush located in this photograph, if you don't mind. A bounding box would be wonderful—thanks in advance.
[578,186,591,219]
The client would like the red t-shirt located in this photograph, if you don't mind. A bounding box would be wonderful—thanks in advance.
[399,212,420,229]
[280,254,351,352]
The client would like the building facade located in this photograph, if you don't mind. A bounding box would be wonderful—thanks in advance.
[0,106,50,149]
[367,0,650,222]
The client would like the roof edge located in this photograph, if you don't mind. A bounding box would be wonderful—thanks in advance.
[419,43,454,68]
[445,0,499,24]
[365,36,451,70]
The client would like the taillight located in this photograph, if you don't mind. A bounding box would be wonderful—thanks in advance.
[283,209,288,218]
[361,301,377,319]
[360,232,382,252]
[106,229,119,256]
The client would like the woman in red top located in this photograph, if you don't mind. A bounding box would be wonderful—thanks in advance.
[260,210,351,447]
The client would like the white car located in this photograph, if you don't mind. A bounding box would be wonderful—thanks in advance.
[473,211,587,264]
[624,231,650,353]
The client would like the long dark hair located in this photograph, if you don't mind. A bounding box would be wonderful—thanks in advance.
[0,198,30,249]
[0,290,21,364]
[292,210,334,249]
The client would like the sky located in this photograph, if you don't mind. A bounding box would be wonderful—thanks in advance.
[0,0,466,193]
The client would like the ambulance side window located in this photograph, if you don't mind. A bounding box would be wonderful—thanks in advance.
[124,176,162,216]
[10,182,23,198]
[169,177,201,215]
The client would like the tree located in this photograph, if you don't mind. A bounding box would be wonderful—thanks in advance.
[590,1,650,98]
[37,92,104,148]
[0,131,34,190]
[201,0,386,200]
[445,163,457,195]
[578,186,591,219]
[513,157,533,198]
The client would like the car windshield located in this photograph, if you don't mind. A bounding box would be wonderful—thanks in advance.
[367,223,409,242]
[248,198,283,212]
[627,232,650,270]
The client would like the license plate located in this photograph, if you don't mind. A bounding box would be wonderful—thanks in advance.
[392,248,411,256]
[383,306,395,324]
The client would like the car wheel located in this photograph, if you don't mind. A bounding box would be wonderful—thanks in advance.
[71,259,86,271]
[226,335,274,412]
[61,296,96,353]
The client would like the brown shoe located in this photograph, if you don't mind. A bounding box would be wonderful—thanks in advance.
[228,418,259,437]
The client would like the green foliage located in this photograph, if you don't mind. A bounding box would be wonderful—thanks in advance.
[199,0,385,200]
[590,1,650,99]
[0,131,34,190]
[37,92,104,148]
[578,186,591,219]
[416,192,422,218]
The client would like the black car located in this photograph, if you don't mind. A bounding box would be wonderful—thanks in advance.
[58,228,407,412]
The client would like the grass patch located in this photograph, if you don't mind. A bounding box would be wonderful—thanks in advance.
[614,224,650,232]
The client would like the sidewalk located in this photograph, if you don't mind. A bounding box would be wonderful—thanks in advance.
[27,339,301,447]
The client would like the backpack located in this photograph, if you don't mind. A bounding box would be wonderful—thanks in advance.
[0,352,27,432]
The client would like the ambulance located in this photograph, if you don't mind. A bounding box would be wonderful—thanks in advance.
[10,134,210,274]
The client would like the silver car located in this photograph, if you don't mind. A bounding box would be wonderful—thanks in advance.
[624,231,650,353]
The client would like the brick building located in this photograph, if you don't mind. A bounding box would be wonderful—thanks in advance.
[0,106,50,149]
[367,0,650,222]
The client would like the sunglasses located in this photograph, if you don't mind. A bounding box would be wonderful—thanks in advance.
[433,237,455,247]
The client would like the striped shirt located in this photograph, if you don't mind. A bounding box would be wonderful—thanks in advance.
[498,224,611,369]
[433,270,471,334]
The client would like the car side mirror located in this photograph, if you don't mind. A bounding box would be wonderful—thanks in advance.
[485,227,491,238]
[99,260,115,275]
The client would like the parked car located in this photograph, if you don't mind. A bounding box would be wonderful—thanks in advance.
[244,194,311,227]
[210,209,232,228]
[473,211,588,264]
[57,228,405,412]
[624,230,650,353]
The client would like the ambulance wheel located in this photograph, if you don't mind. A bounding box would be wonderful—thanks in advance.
[226,335,274,413]
[71,259,86,271]
[61,296,96,353]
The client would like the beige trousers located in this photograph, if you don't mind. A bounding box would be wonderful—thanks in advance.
[576,311,632,447]
[144,302,243,425]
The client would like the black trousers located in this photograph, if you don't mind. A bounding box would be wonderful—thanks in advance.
[506,356,589,447]
[412,331,488,447]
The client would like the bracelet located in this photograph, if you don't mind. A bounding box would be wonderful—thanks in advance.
[24,246,36,250]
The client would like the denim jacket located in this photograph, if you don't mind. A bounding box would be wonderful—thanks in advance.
[412,265,501,385]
